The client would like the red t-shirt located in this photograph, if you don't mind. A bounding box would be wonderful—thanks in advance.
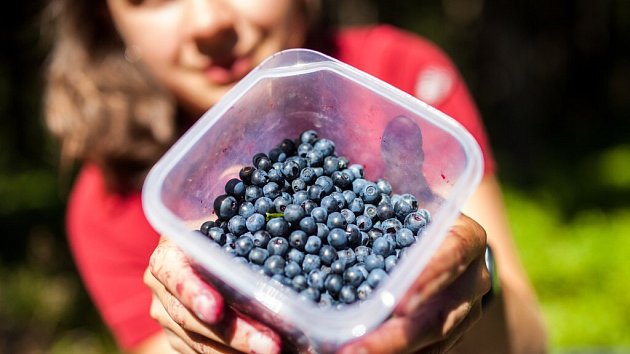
[67,25,495,351]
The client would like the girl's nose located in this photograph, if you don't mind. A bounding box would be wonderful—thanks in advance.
[185,0,236,48]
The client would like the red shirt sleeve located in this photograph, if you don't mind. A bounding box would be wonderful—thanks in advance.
[333,25,496,176]
[67,164,161,350]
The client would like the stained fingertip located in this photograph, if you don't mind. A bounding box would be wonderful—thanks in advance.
[192,290,223,324]
[248,330,282,354]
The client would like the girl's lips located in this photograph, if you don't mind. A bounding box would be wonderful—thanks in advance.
[205,56,252,85]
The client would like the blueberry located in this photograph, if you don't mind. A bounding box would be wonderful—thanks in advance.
[304,235,322,254]
[376,178,392,195]
[307,269,327,291]
[300,130,318,144]
[297,143,313,158]
[291,178,307,193]
[326,212,347,229]
[400,193,419,211]
[253,152,272,171]
[364,254,385,271]
[343,266,365,287]
[359,231,370,246]
[355,214,373,231]
[315,176,334,195]
[313,138,335,157]
[331,170,353,189]
[284,260,302,278]
[264,255,286,275]
[252,230,271,248]
[208,227,226,244]
[339,208,356,225]
[299,167,317,184]
[248,247,269,265]
[394,199,414,221]
[313,167,324,177]
[289,230,308,251]
[239,166,255,185]
[281,160,301,181]
[404,211,429,233]
[266,217,289,237]
[302,254,321,273]
[357,282,373,301]
[292,275,308,291]
[262,181,281,199]
[376,202,395,221]
[325,274,343,295]
[316,223,330,240]
[228,215,247,236]
[267,236,289,256]
[222,241,237,256]
[299,216,317,235]
[286,248,305,265]
[345,224,361,247]
[235,235,254,256]
[244,185,263,202]
[384,255,398,272]
[238,201,256,218]
[292,190,309,206]
[246,213,266,232]
[254,197,274,215]
[320,195,339,213]
[268,147,287,163]
[213,194,238,220]
[381,218,403,234]
[342,190,357,205]
[329,191,347,209]
[200,220,216,235]
[267,168,285,184]
[273,195,290,213]
[233,256,249,265]
[305,149,324,167]
[354,245,371,263]
[327,228,348,250]
[337,248,356,267]
[311,207,328,223]
[367,268,389,288]
[348,197,365,215]
[271,274,292,287]
[337,156,350,170]
[372,236,392,256]
[278,138,297,155]
[352,178,367,195]
[348,164,364,179]
[299,287,320,302]
[307,185,324,202]
[250,169,269,186]
[322,156,339,175]
[318,245,338,266]
[339,285,357,304]
[330,259,347,274]
[225,178,246,199]
[361,182,380,204]
[396,228,416,248]
[363,204,378,220]
[301,199,317,214]
[283,204,305,223]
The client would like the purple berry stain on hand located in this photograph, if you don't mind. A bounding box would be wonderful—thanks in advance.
[199,130,431,307]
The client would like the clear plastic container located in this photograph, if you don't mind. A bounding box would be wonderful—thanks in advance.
[142,48,484,353]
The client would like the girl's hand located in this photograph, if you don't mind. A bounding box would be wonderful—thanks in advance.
[339,214,491,354]
[144,237,282,354]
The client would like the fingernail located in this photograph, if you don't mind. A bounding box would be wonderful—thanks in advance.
[193,291,220,324]
[248,331,281,354]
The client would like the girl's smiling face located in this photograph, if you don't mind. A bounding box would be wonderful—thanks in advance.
[107,0,308,117]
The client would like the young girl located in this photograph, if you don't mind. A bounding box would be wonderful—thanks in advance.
[44,0,547,353]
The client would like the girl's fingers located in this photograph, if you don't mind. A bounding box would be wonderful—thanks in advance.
[147,237,224,324]
[397,214,487,315]
[145,268,282,354]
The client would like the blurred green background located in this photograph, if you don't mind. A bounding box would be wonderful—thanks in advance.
[1,0,629,353]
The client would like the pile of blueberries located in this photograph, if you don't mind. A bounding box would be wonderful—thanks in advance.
[199,130,431,308]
